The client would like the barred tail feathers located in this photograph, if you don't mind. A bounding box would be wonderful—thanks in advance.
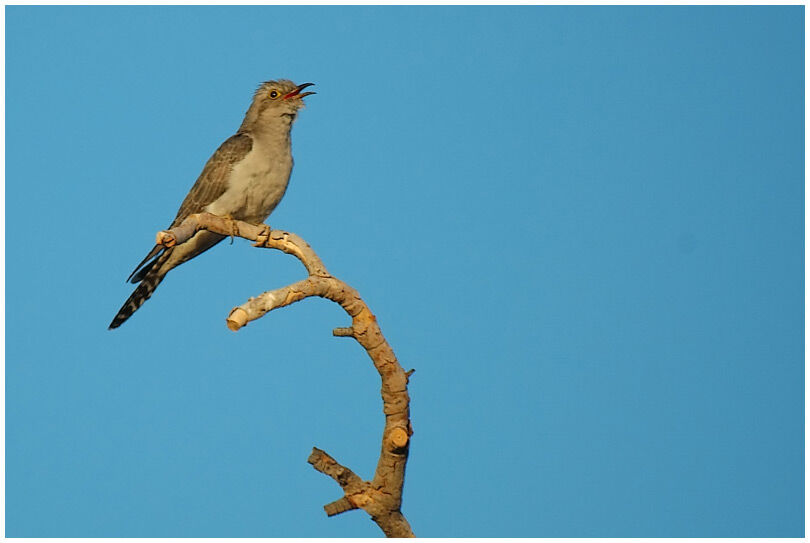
[109,249,173,329]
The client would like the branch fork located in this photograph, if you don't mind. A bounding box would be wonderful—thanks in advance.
[157,213,414,538]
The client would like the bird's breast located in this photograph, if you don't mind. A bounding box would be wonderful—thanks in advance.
[206,142,293,224]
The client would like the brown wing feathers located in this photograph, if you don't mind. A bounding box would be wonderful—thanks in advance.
[171,133,253,226]
[109,134,253,328]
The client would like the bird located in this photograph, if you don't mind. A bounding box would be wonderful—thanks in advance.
[109,79,315,329]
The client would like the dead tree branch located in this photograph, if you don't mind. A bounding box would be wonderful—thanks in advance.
[157,212,415,538]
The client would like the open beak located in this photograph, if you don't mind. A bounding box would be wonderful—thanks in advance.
[283,82,316,100]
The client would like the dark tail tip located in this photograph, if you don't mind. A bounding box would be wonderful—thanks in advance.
[108,308,132,330]
[109,265,168,330]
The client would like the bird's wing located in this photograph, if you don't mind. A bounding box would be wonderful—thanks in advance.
[125,133,253,284]
[170,132,254,227]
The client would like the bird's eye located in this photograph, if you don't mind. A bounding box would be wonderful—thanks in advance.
[269,90,280,99]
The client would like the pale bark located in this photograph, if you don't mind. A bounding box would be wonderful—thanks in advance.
[157,212,415,538]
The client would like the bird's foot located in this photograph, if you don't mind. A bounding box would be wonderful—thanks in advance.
[253,225,272,247]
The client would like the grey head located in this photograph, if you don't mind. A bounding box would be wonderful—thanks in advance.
[239,79,315,133]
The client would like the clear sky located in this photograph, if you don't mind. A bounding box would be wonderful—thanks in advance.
[5,5,804,538]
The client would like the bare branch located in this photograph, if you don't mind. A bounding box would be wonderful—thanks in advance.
[158,213,415,538]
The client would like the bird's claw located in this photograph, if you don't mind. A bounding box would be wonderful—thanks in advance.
[253,225,272,247]
[227,219,241,245]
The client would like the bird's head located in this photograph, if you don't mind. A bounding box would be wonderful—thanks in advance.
[241,79,315,132]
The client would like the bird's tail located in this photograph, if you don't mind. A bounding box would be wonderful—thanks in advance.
[109,248,173,329]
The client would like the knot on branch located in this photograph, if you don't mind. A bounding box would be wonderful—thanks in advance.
[388,427,410,452]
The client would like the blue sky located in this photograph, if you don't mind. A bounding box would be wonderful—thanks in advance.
[6,6,804,537]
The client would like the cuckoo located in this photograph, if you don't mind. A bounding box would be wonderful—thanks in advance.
[109,79,315,329]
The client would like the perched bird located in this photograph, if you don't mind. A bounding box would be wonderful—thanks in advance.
[109,79,315,329]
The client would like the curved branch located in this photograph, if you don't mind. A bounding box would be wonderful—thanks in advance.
[157,213,415,538]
